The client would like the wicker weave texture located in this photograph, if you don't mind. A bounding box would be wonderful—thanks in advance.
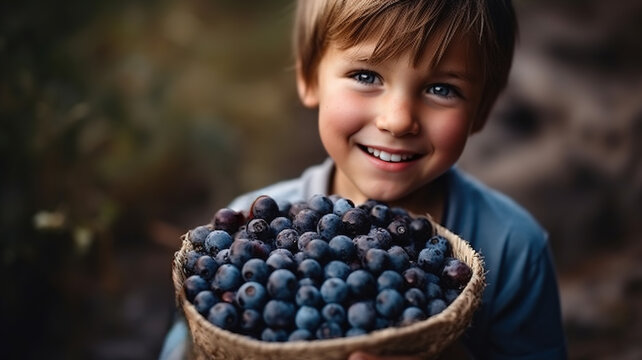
[172,220,485,360]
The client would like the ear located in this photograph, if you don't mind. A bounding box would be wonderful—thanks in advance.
[296,60,319,108]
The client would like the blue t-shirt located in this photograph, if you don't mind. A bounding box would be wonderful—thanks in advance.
[160,159,567,359]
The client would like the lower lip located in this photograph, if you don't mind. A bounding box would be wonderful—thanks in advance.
[362,149,419,172]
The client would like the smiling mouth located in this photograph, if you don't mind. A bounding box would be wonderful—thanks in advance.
[360,145,420,163]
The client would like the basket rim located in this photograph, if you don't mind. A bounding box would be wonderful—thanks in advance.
[172,219,485,353]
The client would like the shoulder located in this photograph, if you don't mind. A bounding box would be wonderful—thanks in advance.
[445,167,548,255]
[227,158,334,212]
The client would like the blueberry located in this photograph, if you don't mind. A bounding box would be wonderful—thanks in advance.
[298,277,317,287]
[321,303,346,325]
[297,258,323,282]
[346,327,368,337]
[203,230,233,255]
[425,235,451,257]
[266,252,296,271]
[295,284,322,307]
[370,204,391,227]
[425,282,443,300]
[426,298,448,317]
[288,201,309,220]
[377,270,404,292]
[387,246,410,272]
[184,250,204,275]
[399,306,427,326]
[240,308,263,335]
[228,239,254,268]
[261,327,289,342]
[293,251,307,265]
[375,289,404,319]
[444,288,461,304]
[346,269,377,299]
[374,316,391,330]
[390,207,411,222]
[207,302,239,330]
[193,290,218,315]
[308,194,333,215]
[404,288,427,309]
[246,218,271,241]
[214,248,230,266]
[276,199,292,218]
[263,300,296,329]
[295,305,322,331]
[189,225,211,247]
[441,258,472,289]
[363,248,390,275]
[288,328,313,341]
[353,235,382,260]
[297,231,321,252]
[220,291,236,304]
[333,197,354,217]
[195,255,218,280]
[270,216,292,236]
[211,264,242,293]
[418,247,445,274]
[320,278,349,304]
[250,239,271,259]
[212,208,244,234]
[275,228,299,252]
[316,321,343,339]
[402,266,427,289]
[357,199,383,213]
[341,208,371,237]
[269,248,295,260]
[293,208,320,234]
[387,219,410,245]
[328,235,356,262]
[250,195,280,222]
[347,301,377,330]
[410,217,433,243]
[303,239,331,263]
[184,275,209,302]
[236,282,268,310]
[425,272,441,285]
[368,227,393,250]
[267,269,298,301]
[317,213,343,240]
[324,260,351,280]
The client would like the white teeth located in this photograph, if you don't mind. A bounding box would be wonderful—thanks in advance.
[365,146,413,162]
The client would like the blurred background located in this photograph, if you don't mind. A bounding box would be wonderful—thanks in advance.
[1,0,640,358]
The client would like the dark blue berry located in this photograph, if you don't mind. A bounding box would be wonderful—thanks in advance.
[288,328,313,341]
[346,269,377,299]
[375,289,404,319]
[346,327,368,337]
[328,235,356,262]
[402,266,427,289]
[410,217,433,243]
[316,321,343,339]
[240,308,263,335]
[184,250,204,275]
[184,275,209,302]
[211,264,242,293]
[425,282,443,300]
[320,278,349,304]
[293,209,320,234]
[324,260,351,280]
[387,246,410,272]
[295,284,322,307]
[189,225,211,247]
[317,213,343,240]
[377,270,404,292]
[347,301,377,330]
[353,235,382,260]
[321,303,346,325]
[297,258,323,282]
[426,298,448,317]
[261,327,289,342]
[228,239,254,268]
[303,239,330,263]
[341,208,371,237]
[297,231,321,252]
[193,290,218,315]
[204,230,233,255]
[195,255,218,280]
[444,288,461,304]
[441,257,472,289]
[207,302,239,330]
[295,305,322,331]
[214,248,230,266]
[236,282,268,310]
[267,269,298,301]
[250,195,280,222]
[307,194,333,215]
[263,300,296,329]
[418,247,445,274]
[368,227,393,249]
[387,219,410,245]
[275,228,299,252]
[270,216,292,236]
[212,208,243,234]
[425,235,451,257]
[399,306,427,326]
[370,204,391,227]
[246,218,271,240]
[332,198,354,217]
[363,248,390,274]
[404,288,427,309]
[266,252,296,271]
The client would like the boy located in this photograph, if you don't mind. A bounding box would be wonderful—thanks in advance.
[160,0,567,359]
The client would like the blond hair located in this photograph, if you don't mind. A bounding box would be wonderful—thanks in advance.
[293,0,517,127]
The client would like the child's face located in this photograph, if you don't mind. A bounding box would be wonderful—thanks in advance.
[298,35,483,204]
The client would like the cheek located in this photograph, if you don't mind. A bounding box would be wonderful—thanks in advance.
[427,112,471,152]
[318,92,369,137]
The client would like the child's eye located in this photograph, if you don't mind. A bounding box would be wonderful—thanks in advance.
[350,70,381,86]
[427,84,458,99]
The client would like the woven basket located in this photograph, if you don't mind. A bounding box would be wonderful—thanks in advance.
[172,220,485,360]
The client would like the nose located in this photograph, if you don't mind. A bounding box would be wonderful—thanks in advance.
[375,93,420,137]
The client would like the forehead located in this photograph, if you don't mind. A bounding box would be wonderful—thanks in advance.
[331,33,481,80]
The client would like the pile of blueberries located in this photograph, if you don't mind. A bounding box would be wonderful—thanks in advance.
[182,194,472,342]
